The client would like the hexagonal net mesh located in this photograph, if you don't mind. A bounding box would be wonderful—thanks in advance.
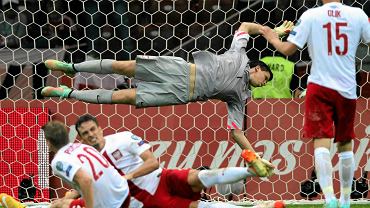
[0,0,369,206]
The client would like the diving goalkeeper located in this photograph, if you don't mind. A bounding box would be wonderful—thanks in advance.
[41,21,294,177]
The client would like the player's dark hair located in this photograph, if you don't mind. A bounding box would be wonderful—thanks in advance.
[42,121,69,149]
[249,60,273,81]
[75,114,99,135]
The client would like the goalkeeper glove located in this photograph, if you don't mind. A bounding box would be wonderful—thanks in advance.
[273,20,294,37]
[241,149,273,177]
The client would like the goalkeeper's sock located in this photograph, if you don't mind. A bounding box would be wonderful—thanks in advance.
[0,193,25,208]
[198,201,242,208]
[70,89,114,104]
[74,59,114,74]
[314,147,336,203]
[338,151,354,206]
[198,167,253,188]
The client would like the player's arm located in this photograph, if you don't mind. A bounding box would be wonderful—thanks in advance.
[238,22,264,35]
[73,168,94,208]
[239,21,294,37]
[231,129,255,152]
[124,149,159,180]
[64,189,80,199]
[260,25,298,56]
[231,129,274,177]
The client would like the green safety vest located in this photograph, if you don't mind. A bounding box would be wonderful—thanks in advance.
[252,56,294,99]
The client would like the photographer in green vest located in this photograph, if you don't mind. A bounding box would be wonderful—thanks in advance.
[252,56,305,98]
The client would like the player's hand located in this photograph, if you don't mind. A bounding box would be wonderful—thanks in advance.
[242,150,274,177]
[260,158,275,177]
[273,20,294,37]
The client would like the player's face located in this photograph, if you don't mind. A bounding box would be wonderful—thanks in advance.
[77,120,104,150]
[250,66,270,87]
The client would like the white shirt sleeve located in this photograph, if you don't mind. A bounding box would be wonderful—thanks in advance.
[287,10,312,49]
[229,31,250,51]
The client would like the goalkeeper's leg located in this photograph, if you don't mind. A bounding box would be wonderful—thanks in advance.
[44,59,136,77]
[0,193,25,208]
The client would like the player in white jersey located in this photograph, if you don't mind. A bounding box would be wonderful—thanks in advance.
[260,1,370,208]
[41,121,130,208]
[74,114,284,208]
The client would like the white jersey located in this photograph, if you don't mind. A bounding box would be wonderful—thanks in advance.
[51,143,129,208]
[100,132,162,203]
[287,2,370,99]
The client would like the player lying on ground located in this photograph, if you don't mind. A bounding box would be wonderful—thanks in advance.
[42,121,131,208]
[0,192,285,208]
[41,21,294,178]
[69,114,282,208]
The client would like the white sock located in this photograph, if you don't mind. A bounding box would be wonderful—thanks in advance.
[198,201,242,208]
[339,151,354,206]
[198,167,253,188]
[315,147,336,203]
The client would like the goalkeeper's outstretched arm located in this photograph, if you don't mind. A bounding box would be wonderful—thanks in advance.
[260,25,298,56]
[239,21,294,37]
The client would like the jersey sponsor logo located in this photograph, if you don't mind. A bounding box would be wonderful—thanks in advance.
[112,149,123,160]
[290,30,296,36]
[56,161,64,172]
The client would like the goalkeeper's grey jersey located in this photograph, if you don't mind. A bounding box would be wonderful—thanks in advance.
[192,31,250,130]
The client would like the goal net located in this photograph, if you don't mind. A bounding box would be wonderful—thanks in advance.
[0,0,369,206]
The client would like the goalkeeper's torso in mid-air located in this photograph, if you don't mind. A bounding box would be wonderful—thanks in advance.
[192,30,251,129]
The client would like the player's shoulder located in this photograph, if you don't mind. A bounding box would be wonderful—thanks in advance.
[298,7,317,21]
[104,131,141,147]
[352,7,368,19]
[105,131,133,140]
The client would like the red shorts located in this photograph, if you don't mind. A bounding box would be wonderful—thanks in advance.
[130,169,201,208]
[303,83,356,142]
